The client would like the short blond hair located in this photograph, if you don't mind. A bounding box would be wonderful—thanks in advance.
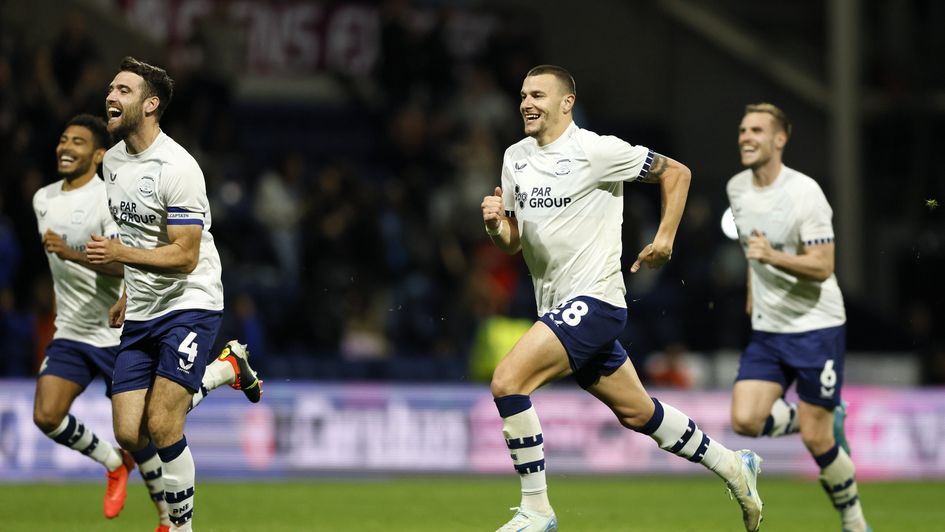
[745,103,791,139]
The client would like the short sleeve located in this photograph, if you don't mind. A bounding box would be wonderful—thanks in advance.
[33,190,46,235]
[160,162,209,227]
[586,134,653,183]
[501,151,516,218]
[799,183,835,246]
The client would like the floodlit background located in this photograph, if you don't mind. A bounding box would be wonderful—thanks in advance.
[1,0,944,490]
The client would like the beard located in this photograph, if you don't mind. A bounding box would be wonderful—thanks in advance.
[57,159,93,182]
[108,102,143,141]
[744,154,771,170]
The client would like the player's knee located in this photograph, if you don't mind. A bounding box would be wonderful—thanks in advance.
[800,428,834,455]
[490,362,521,397]
[113,424,146,450]
[146,414,182,448]
[490,375,516,398]
[33,407,64,434]
[617,411,652,431]
[731,412,764,437]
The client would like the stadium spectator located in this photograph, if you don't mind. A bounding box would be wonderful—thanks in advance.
[252,152,308,288]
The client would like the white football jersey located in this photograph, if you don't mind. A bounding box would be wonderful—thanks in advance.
[501,122,653,315]
[103,131,224,320]
[33,177,123,347]
[726,165,846,333]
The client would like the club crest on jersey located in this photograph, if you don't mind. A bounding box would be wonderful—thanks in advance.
[70,209,86,224]
[138,176,156,196]
[554,159,572,176]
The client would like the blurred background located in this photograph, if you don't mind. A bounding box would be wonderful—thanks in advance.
[1,0,944,483]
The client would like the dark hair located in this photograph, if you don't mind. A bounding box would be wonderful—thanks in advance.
[66,114,112,150]
[744,102,792,139]
[526,65,576,96]
[119,56,174,119]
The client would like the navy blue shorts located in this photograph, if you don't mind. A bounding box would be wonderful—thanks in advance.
[735,325,846,408]
[39,339,119,397]
[113,309,223,395]
[539,296,628,389]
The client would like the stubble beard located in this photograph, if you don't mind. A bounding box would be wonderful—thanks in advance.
[58,159,93,182]
[109,103,143,142]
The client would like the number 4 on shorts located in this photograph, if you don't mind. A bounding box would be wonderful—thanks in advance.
[178,331,199,370]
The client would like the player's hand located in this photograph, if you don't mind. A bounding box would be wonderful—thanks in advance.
[746,229,772,263]
[86,234,120,264]
[631,240,673,272]
[481,186,504,232]
[108,293,126,328]
[42,229,75,260]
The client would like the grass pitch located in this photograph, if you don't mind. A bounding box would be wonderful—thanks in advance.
[0,476,936,531]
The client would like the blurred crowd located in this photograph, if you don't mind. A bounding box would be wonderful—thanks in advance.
[1,1,942,385]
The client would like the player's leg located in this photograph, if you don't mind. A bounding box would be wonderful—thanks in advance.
[112,326,165,520]
[148,376,195,532]
[731,331,798,438]
[34,342,127,472]
[110,387,150,518]
[35,341,136,519]
[34,373,125,471]
[798,402,867,532]
[491,321,570,531]
[792,326,869,532]
[588,361,763,532]
[190,340,262,411]
[148,309,223,532]
[731,380,790,436]
[130,441,172,531]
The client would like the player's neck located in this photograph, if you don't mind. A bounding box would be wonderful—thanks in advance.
[124,122,162,155]
[61,172,95,191]
[535,119,572,147]
[750,160,782,188]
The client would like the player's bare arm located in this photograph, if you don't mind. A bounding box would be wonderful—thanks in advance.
[108,288,127,328]
[746,230,835,281]
[745,268,753,315]
[482,186,521,254]
[42,229,124,277]
[86,224,202,273]
[631,154,691,273]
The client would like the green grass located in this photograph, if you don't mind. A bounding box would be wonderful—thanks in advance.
[0,476,937,531]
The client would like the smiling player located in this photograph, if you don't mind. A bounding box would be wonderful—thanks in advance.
[727,103,870,532]
[87,57,259,532]
[34,113,260,531]
[482,65,764,532]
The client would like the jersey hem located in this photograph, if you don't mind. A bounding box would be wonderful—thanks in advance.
[125,303,225,322]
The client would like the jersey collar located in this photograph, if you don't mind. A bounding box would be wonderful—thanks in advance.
[537,121,578,152]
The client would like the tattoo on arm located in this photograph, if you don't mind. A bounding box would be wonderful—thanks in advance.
[641,153,667,183]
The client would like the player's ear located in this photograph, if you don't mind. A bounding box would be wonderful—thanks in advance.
[561,93,575,114]
[144,96,160,115]
[93,147,106,166]
[774,130,787,149]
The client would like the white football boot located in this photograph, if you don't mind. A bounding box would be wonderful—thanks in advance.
[496,507,558,532]
[726,449,764,532]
